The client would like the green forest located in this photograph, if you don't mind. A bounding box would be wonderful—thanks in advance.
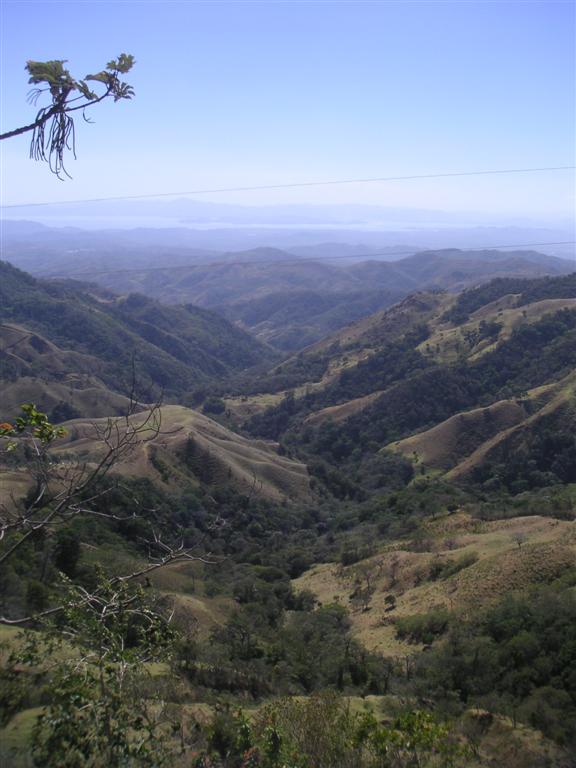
[1,265,575,768]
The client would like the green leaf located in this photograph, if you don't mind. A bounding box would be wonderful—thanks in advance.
[26,60,72,87]
[106,53,135,74]
[77,80,97,100]
[85,71,110,85]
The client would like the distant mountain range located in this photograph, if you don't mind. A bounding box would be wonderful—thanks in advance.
[3,216,574,259]
[15,244,571,351]
[3,219,573,351]
[3,259,574,505]
[4,198,574,228]
[3,256,575,533]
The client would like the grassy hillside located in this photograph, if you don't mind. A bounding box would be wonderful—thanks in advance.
[230,292,449,401]
[0,324,136,420]
[242,274,576,499]
[1,404,311,505]
[0,261,273,400]
[388,372,575,477]
[294,510,576,656]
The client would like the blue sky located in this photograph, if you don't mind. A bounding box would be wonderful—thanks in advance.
[1,0,574,219]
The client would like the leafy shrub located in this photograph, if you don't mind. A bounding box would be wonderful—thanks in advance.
[428,553,478,581]
[396,608,452,645]
[203,396,227,415]
[195,693,469,767]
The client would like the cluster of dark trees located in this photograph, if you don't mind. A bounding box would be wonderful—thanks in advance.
[415,586,576,746]
[471,409,576,493]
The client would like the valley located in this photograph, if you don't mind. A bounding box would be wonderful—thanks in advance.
[4,221,574,351]
[1,257,575,768]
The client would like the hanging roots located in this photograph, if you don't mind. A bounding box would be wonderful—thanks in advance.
[29,106,76,180]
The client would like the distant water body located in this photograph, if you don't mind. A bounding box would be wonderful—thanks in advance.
[7,215,492,231]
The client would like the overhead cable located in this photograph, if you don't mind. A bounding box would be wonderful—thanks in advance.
[2,165,574,209]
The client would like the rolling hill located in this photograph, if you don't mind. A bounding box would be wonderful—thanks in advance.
[294,511,576,656]
[242,273,576,496]
[0,324,135,420]
[0,260,274,404]
[388,371,576,481]
[2,405,311,504]
[4,238,572,351]
[0,262,310,505]
[73,247,574,351]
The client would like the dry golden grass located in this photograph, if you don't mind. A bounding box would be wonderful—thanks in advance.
[389,399,527,470]
[295,348,377,396]
[309,292,451,354]
[294,513,576,657]
[224,392,286,423]
[453,542,574,610]
[385,371,575,480]
[224,349,377,425]
[161,592,233,640]
[0,324,137,419]
[0,469,33,501]
[305,390,384,427]
[468,292,521,319]
[1,324,96,375]
[276,295,574,436]
[462,709,574,768]
[448,372,576,481]
[1,377,133,420]
[420,297,576,364]
[255,293,450,409]
[32,405,312,503]
[0,406,311,520]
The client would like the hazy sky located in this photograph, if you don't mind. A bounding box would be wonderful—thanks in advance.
[1,1,575,220]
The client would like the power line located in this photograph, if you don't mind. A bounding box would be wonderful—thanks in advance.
[1,165,574,209]
[45,240,576,280]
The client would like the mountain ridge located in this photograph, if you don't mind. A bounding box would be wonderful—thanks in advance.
[0,260,274,401]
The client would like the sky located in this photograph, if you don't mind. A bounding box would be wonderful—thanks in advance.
[1,0,575,222]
